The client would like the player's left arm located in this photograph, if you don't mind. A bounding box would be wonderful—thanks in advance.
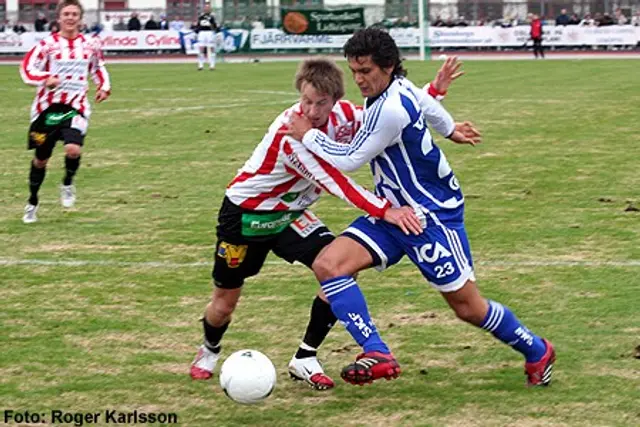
[283,139,422,234]
[425,56,464,101]
[89,39,111,103]
[287,104,404,172]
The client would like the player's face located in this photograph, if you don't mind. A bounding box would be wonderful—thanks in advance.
[299,81,335,128]
[348,55,394,98]
[204,4,211,13]
[59,5,82,35]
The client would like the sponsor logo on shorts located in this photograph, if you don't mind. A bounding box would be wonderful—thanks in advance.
[217,242,248,268]
[30,132,47,145]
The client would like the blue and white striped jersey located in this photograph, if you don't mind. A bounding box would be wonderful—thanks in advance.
[301,76,464,223]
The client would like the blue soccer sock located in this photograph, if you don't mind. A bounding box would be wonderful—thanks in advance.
[481,300,547,363]
[321,276,390,354]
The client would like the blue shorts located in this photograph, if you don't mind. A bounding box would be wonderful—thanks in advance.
[343,215,475,292]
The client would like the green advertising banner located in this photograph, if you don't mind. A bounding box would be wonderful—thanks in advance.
[281,8,365,35]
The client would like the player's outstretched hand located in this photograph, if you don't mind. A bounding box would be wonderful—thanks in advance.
[431,56,464,94]
[283,112,313,141]
[383,206,423,236]
[95,90,110,103]
[449,121,481,146]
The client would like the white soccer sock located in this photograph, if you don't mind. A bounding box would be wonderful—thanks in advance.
[198,52,205,68]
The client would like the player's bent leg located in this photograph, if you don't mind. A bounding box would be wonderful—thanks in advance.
[190,286,241,380]
[313,236,400,385]
[289,294,337,390]
[312,236,372,281]
[441,279,555,387]
[61,144,81,208]
[24,157,48,223]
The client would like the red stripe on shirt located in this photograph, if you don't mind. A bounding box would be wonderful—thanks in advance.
[239,176,300,210]
[338,101,355,123]
[313,152,389,218]
[21,47,48,82]
[228,125,286,188]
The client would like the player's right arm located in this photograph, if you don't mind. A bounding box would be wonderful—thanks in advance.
[20,41,51,86]
[295,104,405,173]
[282,138,422,235]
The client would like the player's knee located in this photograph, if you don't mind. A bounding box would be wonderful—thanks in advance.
[33,158,48,168]
[210,289,240,319]
[452,303,484,326]
[311,253,342,282]
[65,144,82,158]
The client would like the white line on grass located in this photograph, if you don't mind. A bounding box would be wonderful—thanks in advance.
[1,258,639,268]
[0,87,298,96]
[101,98,297,114]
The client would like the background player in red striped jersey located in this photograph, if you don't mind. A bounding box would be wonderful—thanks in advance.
[20,0,110,224]
[190,57,461,390]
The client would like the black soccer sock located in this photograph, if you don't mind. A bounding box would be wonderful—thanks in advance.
[202,317,229,353]
[28,161,47,206]
[295,296,337,359]
[63,155,81,186]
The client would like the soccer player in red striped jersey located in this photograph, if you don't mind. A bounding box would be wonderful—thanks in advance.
[20,0,110,223]
[190,58,458,389]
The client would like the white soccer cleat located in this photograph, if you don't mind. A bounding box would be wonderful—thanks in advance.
[22,203,39,224]
[288,355,335,390]
[190,345,221,380]
[60,184,76,208]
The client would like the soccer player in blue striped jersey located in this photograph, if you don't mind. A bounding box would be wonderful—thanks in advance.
[286,28,555,387]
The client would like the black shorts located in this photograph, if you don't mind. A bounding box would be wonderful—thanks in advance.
[212,197,335,289]
[28,104,85,161]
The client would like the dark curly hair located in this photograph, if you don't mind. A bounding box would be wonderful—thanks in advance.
[343,28,407,77]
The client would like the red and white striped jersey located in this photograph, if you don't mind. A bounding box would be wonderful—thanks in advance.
[226,100,392,218]
[20,33,111,123]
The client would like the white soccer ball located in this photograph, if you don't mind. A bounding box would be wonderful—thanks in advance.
[438,54,448,61]
[219,349,277,404]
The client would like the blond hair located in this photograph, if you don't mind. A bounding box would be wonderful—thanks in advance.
[294,58,345,101]
[56,0,84,18]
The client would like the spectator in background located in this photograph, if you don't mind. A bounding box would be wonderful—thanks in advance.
[599,13,615,26]
[170,17,185,31]
[456,16,469,26]
[127,12,141,31]
[632,10,640,26]
[568,14,580,25]
[144,14,159,30]
[102,14,114,32]
[35,12,48,32]
[530,14,544,59]
[615,8,627,25]
[114,17,127,31]
[251,17,265,30]
[13,22,28,34]
[556,9,570,26]
[579,13,595,26]
[433,16,445,27]
[158,14,169,30]
[49,20,60,33]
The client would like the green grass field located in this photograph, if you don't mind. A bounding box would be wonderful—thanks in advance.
[0,59,639,427]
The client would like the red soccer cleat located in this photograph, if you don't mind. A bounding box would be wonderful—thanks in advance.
[525,338,556,387]
[341,351,401,385]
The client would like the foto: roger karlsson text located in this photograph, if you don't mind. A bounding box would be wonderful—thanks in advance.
[4,409,178,425]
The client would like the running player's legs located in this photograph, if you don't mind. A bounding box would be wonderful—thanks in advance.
[388,217,554,386]
[312,216,405,384]
[23,106,64,221]
[271,210,338,390]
